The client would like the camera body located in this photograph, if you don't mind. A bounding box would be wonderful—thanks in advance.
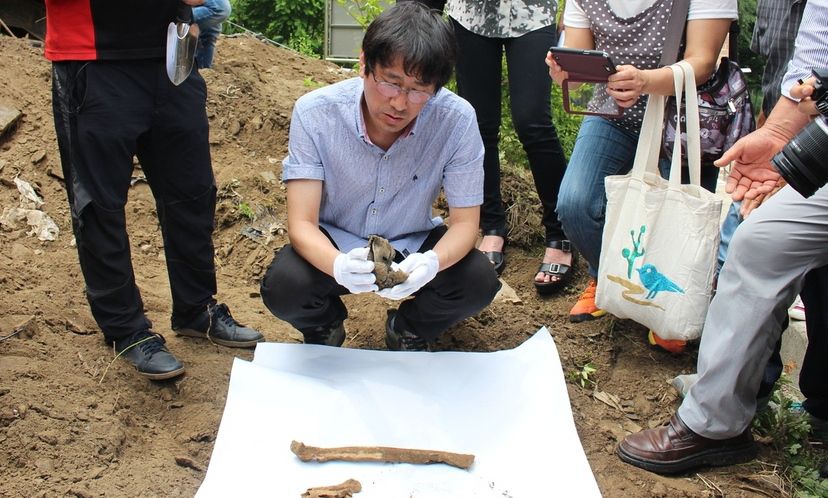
[770,69,828,197]
[812,69,828,118]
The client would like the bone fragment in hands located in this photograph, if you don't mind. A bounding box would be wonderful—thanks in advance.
[367,235,408,289]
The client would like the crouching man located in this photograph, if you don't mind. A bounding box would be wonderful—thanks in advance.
[260,2,500,351]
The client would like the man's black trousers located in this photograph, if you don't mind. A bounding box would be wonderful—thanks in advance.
[52,60,217,342]
[260,226,502,342]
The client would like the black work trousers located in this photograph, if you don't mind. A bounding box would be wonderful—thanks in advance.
[260,226,502,342]
[800,266,828,420]
[452,20,568,244]
[52,60,217,342]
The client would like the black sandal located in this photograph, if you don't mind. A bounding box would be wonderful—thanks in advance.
[534,240,577,295]
[480,227,507,276]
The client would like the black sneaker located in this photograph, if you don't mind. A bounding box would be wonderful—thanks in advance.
[114,330,185,381]
[301,320,346,347]
[385,310,428,352]
[173,303,264,348]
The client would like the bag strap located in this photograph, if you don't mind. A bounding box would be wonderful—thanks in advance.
[667,64,685,185]
[659,0,690,67]
[669,61,703,187]
[631,93,666,179]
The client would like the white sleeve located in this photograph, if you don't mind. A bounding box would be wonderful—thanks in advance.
[563,0,591,29]
[687,0,738,20]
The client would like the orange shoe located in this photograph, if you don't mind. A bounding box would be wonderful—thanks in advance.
[648,330,687,353]
[569,279,607,323]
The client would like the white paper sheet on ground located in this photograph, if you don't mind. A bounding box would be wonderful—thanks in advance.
[196,328,601,498]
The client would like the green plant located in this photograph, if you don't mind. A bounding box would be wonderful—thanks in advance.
[336,0,387,29]
[569,361,597,389]
[752,375,828,497]
[238,201,255,220]
[230,0,325,57]
[303,76,323,88]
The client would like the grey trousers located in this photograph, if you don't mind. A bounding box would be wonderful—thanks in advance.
[679,185,828,439]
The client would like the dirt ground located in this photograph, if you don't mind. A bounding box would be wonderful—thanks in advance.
[0,35,796,497]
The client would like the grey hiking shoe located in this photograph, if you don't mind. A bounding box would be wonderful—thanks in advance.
[301,320,346,347]
[385,310,428,352]
[115,330,185,381]
[173,303,264,348]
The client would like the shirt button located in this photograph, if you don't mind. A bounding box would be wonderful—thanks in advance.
[372,209,377,215]
[379,187,385,193]
[383,156,388,160]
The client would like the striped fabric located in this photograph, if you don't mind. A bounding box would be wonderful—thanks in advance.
[780,0,828,101]
[750,0,807,114]
[282,77,484,255]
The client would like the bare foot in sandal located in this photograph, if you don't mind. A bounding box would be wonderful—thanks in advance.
[534,247,573,284]
[535,240,577,295]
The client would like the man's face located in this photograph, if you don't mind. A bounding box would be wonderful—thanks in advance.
[360,55,436,146]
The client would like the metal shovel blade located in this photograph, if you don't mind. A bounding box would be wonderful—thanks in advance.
[165,21,199,86]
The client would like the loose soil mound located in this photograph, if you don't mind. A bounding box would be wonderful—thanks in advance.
[0,35,789,497]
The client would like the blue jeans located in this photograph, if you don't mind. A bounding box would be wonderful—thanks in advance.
[717,201,742,275]
[557,116,718,278]
[193,0,231,69]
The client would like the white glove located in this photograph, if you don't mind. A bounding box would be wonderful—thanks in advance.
[376,250,440,300]
[333,247,377,294]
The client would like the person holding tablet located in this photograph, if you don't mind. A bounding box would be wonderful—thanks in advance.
[546,0,736,328]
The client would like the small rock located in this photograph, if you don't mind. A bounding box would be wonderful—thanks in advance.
[229,120,241,136]
[87,466,107,479]
[174,456,204,472]
[260,171,277,183]
[37,432,59,445]
[30,150,46,163]
[34,458,55,475]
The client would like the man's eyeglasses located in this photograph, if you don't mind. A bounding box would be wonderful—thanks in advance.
[372,75,434,105]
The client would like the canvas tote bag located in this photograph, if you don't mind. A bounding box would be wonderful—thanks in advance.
[595,62,722,341]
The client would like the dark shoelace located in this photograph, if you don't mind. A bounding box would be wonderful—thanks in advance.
[209,303,242,330]
[120,331,167,356]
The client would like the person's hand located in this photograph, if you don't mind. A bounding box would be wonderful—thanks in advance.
[376,250,439,300]
[792,76,822,117]
[714,126,790,202]
[739,179,787,218]
[607,65,648,108]
[333,247,377,294]
[545,51,568,86]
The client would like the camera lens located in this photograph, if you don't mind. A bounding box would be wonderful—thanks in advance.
[772,117,828,197]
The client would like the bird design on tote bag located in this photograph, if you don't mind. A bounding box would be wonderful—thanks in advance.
[636,264,685,299]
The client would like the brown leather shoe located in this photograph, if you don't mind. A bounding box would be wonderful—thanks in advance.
[618,414,758,474]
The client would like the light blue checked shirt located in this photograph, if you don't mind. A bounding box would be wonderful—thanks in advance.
[282,77,485,255]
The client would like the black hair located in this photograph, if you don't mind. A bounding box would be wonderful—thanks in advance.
[361,2,456,90]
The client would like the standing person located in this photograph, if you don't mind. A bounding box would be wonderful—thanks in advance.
[193,0,232,69]
[617,0,828,472]
[446,1,573,293]
[546,0,736,322]
[46,0,263,381]
[259,2,501,351]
